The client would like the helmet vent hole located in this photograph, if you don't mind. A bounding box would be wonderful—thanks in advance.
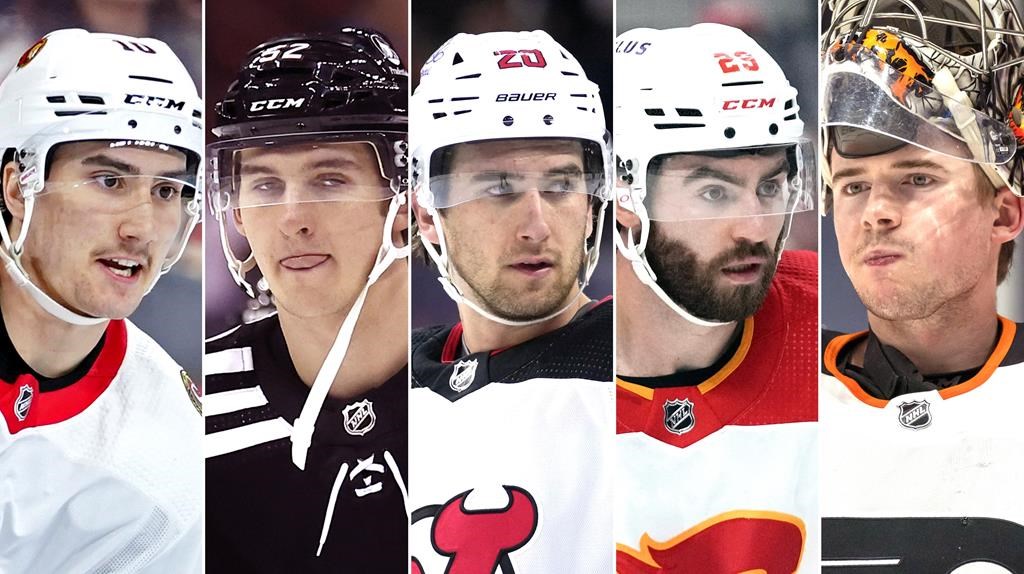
[645,108,665,116]
[676,108,702,117]
[46,95,66,103]
[784,99,794,110]
[433,112,447,119]
[452,53,464,65]
[455,73,481,80]
[724,127,736,138]
[128,75,173,85]
[561,71,580,77]
[78,95,105,105]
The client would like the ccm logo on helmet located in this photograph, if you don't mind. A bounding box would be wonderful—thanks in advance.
[496,92,556,102]
[722,98,775,110]
[249,98,305,112]
[124,94,186,110]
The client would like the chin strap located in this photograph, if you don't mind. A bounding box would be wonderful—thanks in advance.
[291,191,409,470]
[419,198,608,327]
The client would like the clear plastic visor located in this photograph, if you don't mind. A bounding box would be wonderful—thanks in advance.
[822,57,1017,164]
[209,134,402,211]
[427,138,607,209]
[34,140,199,223]
[642,141,816,222]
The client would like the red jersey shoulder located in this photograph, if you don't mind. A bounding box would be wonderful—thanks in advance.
[773,249,817,314]
[731,250,818,424]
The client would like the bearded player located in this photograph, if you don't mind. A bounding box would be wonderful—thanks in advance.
[614,24,819,573]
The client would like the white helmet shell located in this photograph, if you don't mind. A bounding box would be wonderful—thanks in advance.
[0,29,203,325]
[615,24,804,196]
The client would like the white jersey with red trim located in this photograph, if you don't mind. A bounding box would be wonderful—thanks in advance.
[409,300,614,574]
[616,249,819,574]
[0,318,203,574]
[820,318,1024,572]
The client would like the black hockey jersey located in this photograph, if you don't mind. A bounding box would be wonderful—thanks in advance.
[409,298,614,574]
[205,314,407,573]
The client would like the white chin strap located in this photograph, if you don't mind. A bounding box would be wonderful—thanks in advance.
[291,191,409,470]
[0,196,107,326]
[419,200,607,328]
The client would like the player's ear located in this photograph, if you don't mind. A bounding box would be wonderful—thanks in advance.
[992,185,1024,244]
[412,188,439,244]
[232,208,248,237]
[616,198,641,229]
[2,161,26,221]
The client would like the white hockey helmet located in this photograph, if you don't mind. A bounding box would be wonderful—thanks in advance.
[821,0,1024,210]
[615,24,814,326]
[411,30,612,326]
[0,29,202,325]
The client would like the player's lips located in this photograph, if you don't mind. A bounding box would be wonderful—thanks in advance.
[96,256,145,283]
[863,249,904,267]
[280,253,330,270]
[720,256,767,284]
[509,256,555,278]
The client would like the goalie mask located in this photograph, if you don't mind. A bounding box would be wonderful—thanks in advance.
[0,29,202,326]
[821,0,1024,211]
[209,28,409,472]
[615,24,814,327]
[410,30,612,327]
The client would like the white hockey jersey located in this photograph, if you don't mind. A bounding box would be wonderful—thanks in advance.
[616,250,819,574]
[821,317,1024,572]
[0,318,203,574]
[409,299,614,574]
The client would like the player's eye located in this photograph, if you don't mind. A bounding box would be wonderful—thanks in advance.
[757,180,781,199]
[154,183,182,201]
[92,173,124,190]
[841,181,869,195]
[700,186,727,202]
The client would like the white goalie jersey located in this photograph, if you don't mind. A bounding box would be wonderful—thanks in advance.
[820,318,1024,572]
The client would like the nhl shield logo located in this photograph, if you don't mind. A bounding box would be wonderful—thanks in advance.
[663,398,696,435]
[449,358,478,393]
[14,384,33,422]
[897,399,932,430]
[342,399,376,436]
